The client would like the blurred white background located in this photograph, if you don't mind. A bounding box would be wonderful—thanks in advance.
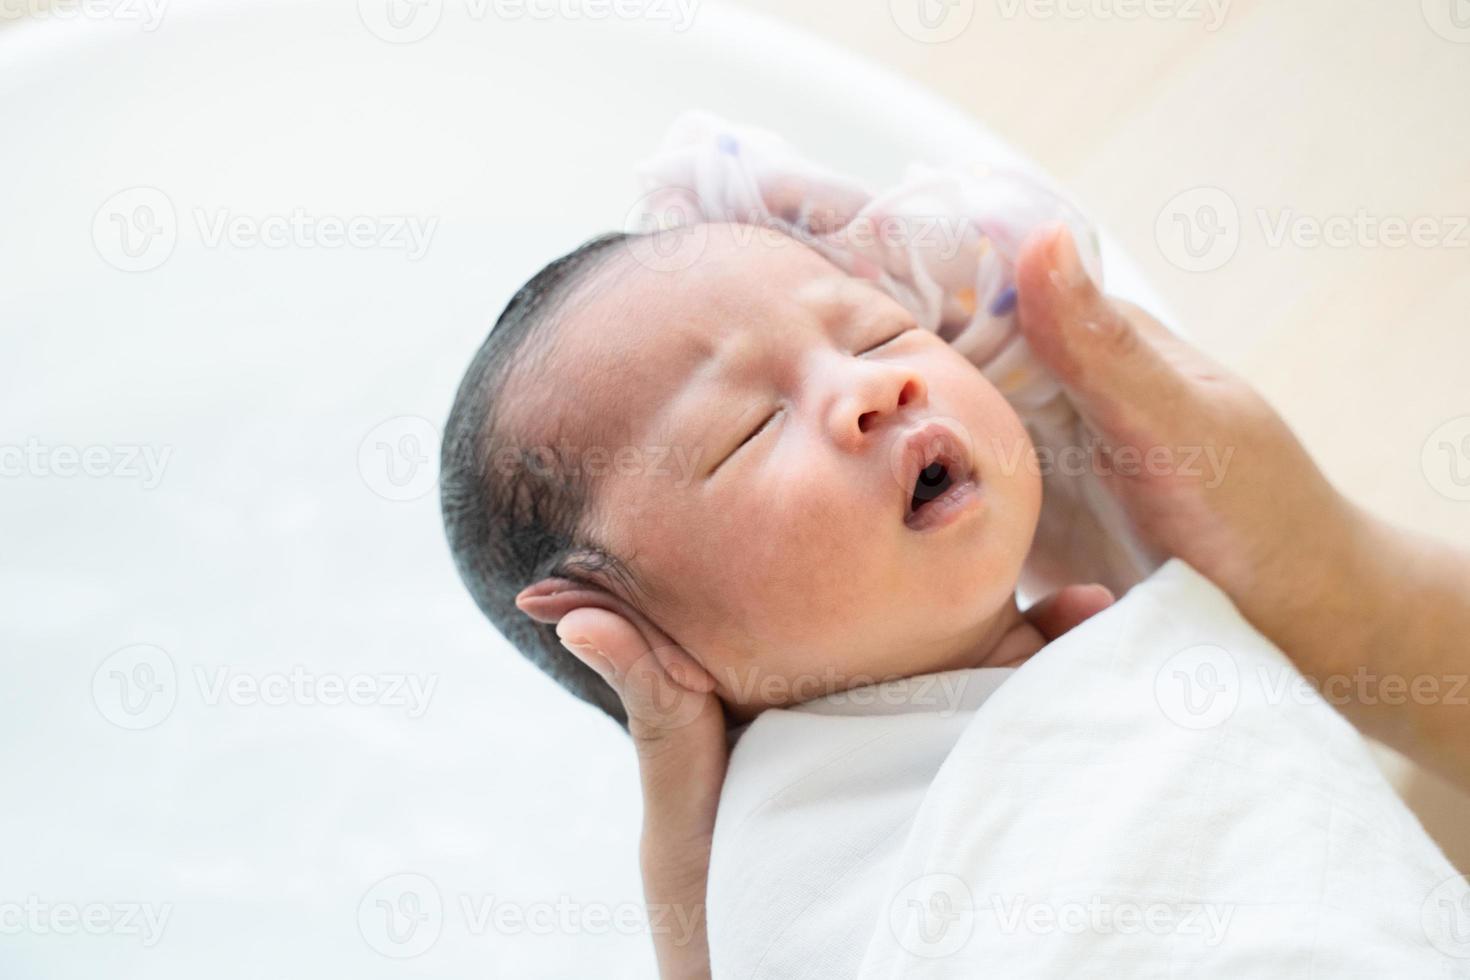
[1,0,1466,977]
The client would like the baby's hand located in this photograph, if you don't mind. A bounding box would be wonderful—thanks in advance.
[1025,583,1116,640]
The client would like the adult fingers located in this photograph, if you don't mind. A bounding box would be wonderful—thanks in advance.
[555,608,715,743]
[1015,223,1202,446]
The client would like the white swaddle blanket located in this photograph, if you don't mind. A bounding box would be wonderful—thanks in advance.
[632,111,1155,596]
[707,561,1470,978]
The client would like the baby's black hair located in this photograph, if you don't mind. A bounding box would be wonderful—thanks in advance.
[440,230,645,727]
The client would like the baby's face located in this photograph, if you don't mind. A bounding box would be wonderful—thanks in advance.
[523,224,1040,715]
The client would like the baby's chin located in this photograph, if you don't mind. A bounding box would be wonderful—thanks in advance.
[716,593,1028,720]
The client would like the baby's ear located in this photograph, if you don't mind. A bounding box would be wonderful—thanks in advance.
[514,578,616,624]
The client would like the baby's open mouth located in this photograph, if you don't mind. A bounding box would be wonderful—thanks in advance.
[911,461,955,512]
[899,421,982,531]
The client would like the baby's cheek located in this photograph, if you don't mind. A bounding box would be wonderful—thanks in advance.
[717,472,876,641]
[958,373,1042,523]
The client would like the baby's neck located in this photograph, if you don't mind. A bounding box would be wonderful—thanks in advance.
[944,595,1049,672]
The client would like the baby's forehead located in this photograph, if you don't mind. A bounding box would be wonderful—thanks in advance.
[519,227,862,449]
[607,223,855,322]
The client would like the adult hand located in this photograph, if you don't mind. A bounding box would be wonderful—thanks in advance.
[517,581,1115,979]
[1015,223,1470,789]
[518,586,725,980]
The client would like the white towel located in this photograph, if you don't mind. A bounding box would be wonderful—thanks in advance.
[707,560,1470,978]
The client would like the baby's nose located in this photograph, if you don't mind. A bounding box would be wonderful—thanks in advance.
[829,367,927,450]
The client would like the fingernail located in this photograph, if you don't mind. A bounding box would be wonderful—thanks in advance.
[1051,226,1090,290]
[559,637,614,681]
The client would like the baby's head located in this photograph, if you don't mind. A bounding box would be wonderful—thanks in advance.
[441,223,1041,725]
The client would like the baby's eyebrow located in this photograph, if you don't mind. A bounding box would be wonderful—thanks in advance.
[803,274,871,314]
[810,274,899,325]
[700,275,886,391]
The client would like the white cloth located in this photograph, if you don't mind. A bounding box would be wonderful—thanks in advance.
[632,110,1156,596]
[707,560,1470,978]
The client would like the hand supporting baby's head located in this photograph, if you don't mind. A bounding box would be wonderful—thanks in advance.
[441,223,1044,726]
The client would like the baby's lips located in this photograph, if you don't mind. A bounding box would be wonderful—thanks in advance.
[886,416,978,508]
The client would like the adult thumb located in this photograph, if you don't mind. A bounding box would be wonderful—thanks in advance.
[1015,224,1194,445]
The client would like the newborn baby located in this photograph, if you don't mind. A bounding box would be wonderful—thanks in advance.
[440,221,1064,724]
[440,220,1469,978]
